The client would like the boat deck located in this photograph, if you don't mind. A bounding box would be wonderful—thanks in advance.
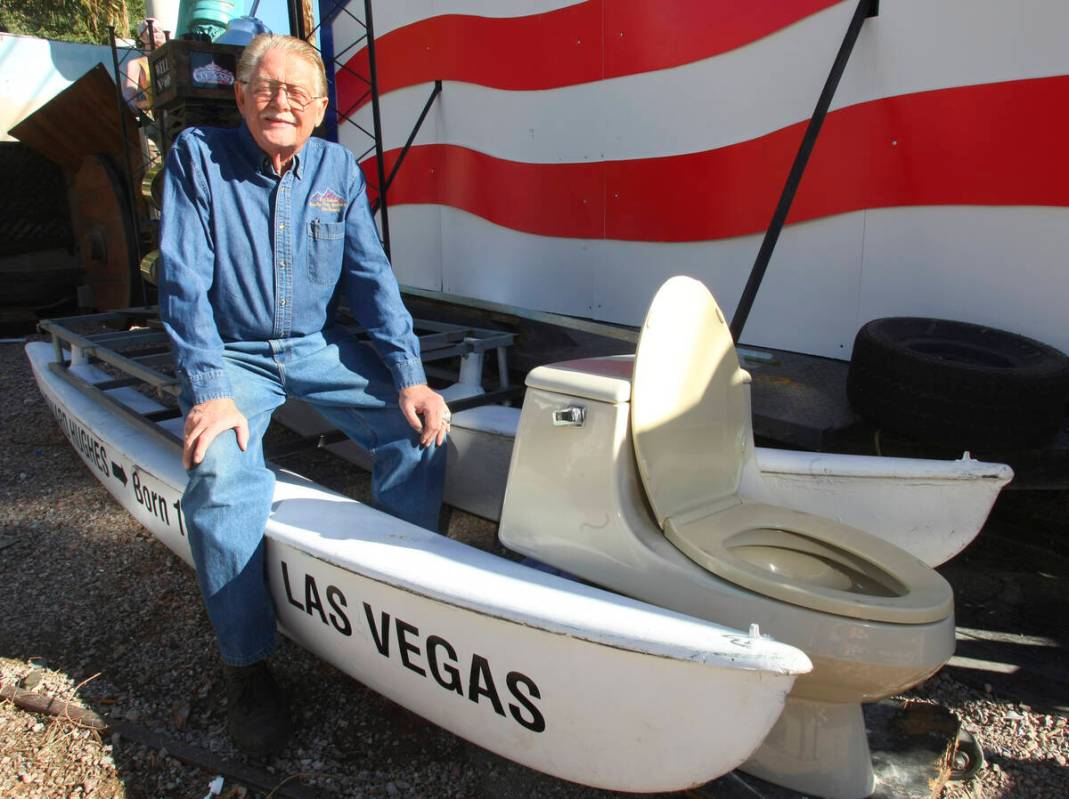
[37,306,522,460]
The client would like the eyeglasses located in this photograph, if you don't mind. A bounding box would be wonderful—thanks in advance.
[241,79,322,111]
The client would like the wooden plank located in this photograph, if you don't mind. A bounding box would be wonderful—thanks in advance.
[10,65,140,174]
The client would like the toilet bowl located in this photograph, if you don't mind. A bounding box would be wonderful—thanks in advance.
[499,277,955,799]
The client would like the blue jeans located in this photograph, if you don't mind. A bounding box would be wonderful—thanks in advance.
[180,330,446,666]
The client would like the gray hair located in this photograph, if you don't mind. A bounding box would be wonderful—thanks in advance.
[236,34,328,98]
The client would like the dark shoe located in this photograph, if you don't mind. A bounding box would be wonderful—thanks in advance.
[224,661,292,756]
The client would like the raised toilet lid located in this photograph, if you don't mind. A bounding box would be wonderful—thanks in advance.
[631,276,752,525]
[633,277,952,624]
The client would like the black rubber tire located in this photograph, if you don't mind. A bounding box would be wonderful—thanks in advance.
[847,317,1069,450]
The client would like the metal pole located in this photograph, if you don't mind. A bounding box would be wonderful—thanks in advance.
[386,80,441,192]
[108,26,148,307]
[288,0,316,41]
[372,80,442,214]
[364,0,391,258]
[287,0,303,38]
[729,0,876,342]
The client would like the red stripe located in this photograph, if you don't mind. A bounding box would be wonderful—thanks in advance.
[335,0,840,115]
[363,77,1069,242]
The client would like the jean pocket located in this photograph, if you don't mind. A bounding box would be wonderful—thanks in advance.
[307,220,345,285]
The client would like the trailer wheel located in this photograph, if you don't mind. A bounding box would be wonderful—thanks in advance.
[70,154,140,310]
[847,317,1069,450]
[949,729,984,782]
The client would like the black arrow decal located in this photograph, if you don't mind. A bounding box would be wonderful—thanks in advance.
[111,462,127,486]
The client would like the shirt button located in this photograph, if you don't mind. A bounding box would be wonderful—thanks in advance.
[279,223,285,230]
[280,299,287,306]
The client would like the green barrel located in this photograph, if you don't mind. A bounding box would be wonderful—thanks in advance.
[176,0,237,40]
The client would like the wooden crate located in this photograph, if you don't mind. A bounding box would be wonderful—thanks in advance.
[148,40,244,110]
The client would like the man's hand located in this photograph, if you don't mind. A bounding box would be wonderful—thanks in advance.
[182,397,249,469]
[399,384,450,447]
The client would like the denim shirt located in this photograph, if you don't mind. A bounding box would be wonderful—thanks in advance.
[159,124,426,406]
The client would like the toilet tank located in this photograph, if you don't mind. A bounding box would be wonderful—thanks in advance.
[499,356,654,569]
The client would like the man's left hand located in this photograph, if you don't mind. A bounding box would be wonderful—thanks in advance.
[399,384,451,447]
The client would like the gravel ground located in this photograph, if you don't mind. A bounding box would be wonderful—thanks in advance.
[1,336,1067,798]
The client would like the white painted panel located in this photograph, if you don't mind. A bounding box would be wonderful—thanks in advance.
[389,203,1069,361]
[354,0,1069,162]
[586,213,866,357]
[390,205,867,356]
[740,213,866,357]
[861,0,1069,102]
[857,206,1069,356]
[587,237,751,328]
[387,202,444,290]
[433,206,597,318]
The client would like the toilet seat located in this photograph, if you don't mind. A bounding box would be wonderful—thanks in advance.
[631,277,952,625]
[665,502,952,624]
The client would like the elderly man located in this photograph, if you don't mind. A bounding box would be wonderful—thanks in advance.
[159,34,448,755]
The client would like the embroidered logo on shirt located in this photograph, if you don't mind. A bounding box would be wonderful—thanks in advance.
[309,189,345,213]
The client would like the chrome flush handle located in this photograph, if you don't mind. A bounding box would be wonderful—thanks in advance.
[552,406,586,427]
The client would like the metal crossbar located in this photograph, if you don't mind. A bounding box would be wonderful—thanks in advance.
[314,0,444,256]
[265,386,524,461]
[40,308,518,462]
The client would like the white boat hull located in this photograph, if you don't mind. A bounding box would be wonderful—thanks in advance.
[275,399,1012,567]
[27,341,810,793]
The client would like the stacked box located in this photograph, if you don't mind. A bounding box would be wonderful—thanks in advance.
[148,40,244,110]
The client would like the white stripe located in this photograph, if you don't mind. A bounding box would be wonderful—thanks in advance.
[340,0,1069,162]
[387,204,1069,361]
[330,0,583,60]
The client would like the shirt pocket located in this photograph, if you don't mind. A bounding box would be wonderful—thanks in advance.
[307,220,345,285]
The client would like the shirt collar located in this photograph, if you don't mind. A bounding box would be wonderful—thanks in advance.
[237,123,306,180]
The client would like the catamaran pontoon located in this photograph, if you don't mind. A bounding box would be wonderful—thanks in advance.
[28,277,1012,797]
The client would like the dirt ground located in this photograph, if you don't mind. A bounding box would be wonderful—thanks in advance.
[1,337,1067,798]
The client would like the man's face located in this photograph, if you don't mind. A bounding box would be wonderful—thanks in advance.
[236,48,327,162]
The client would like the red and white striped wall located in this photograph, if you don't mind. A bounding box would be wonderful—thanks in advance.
[329,0,1069,359]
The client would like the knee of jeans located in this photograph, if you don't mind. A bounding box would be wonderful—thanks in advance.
[188,431,257,480]
[413,437,448,475]
[390,430,439,462]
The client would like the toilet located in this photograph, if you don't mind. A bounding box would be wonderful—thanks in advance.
[499,276,956,799]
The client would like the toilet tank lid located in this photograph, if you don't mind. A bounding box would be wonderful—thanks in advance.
[526,355,635,403]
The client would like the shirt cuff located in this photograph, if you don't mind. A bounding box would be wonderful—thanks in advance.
[185,368,234,406]
[388,356,428,391]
